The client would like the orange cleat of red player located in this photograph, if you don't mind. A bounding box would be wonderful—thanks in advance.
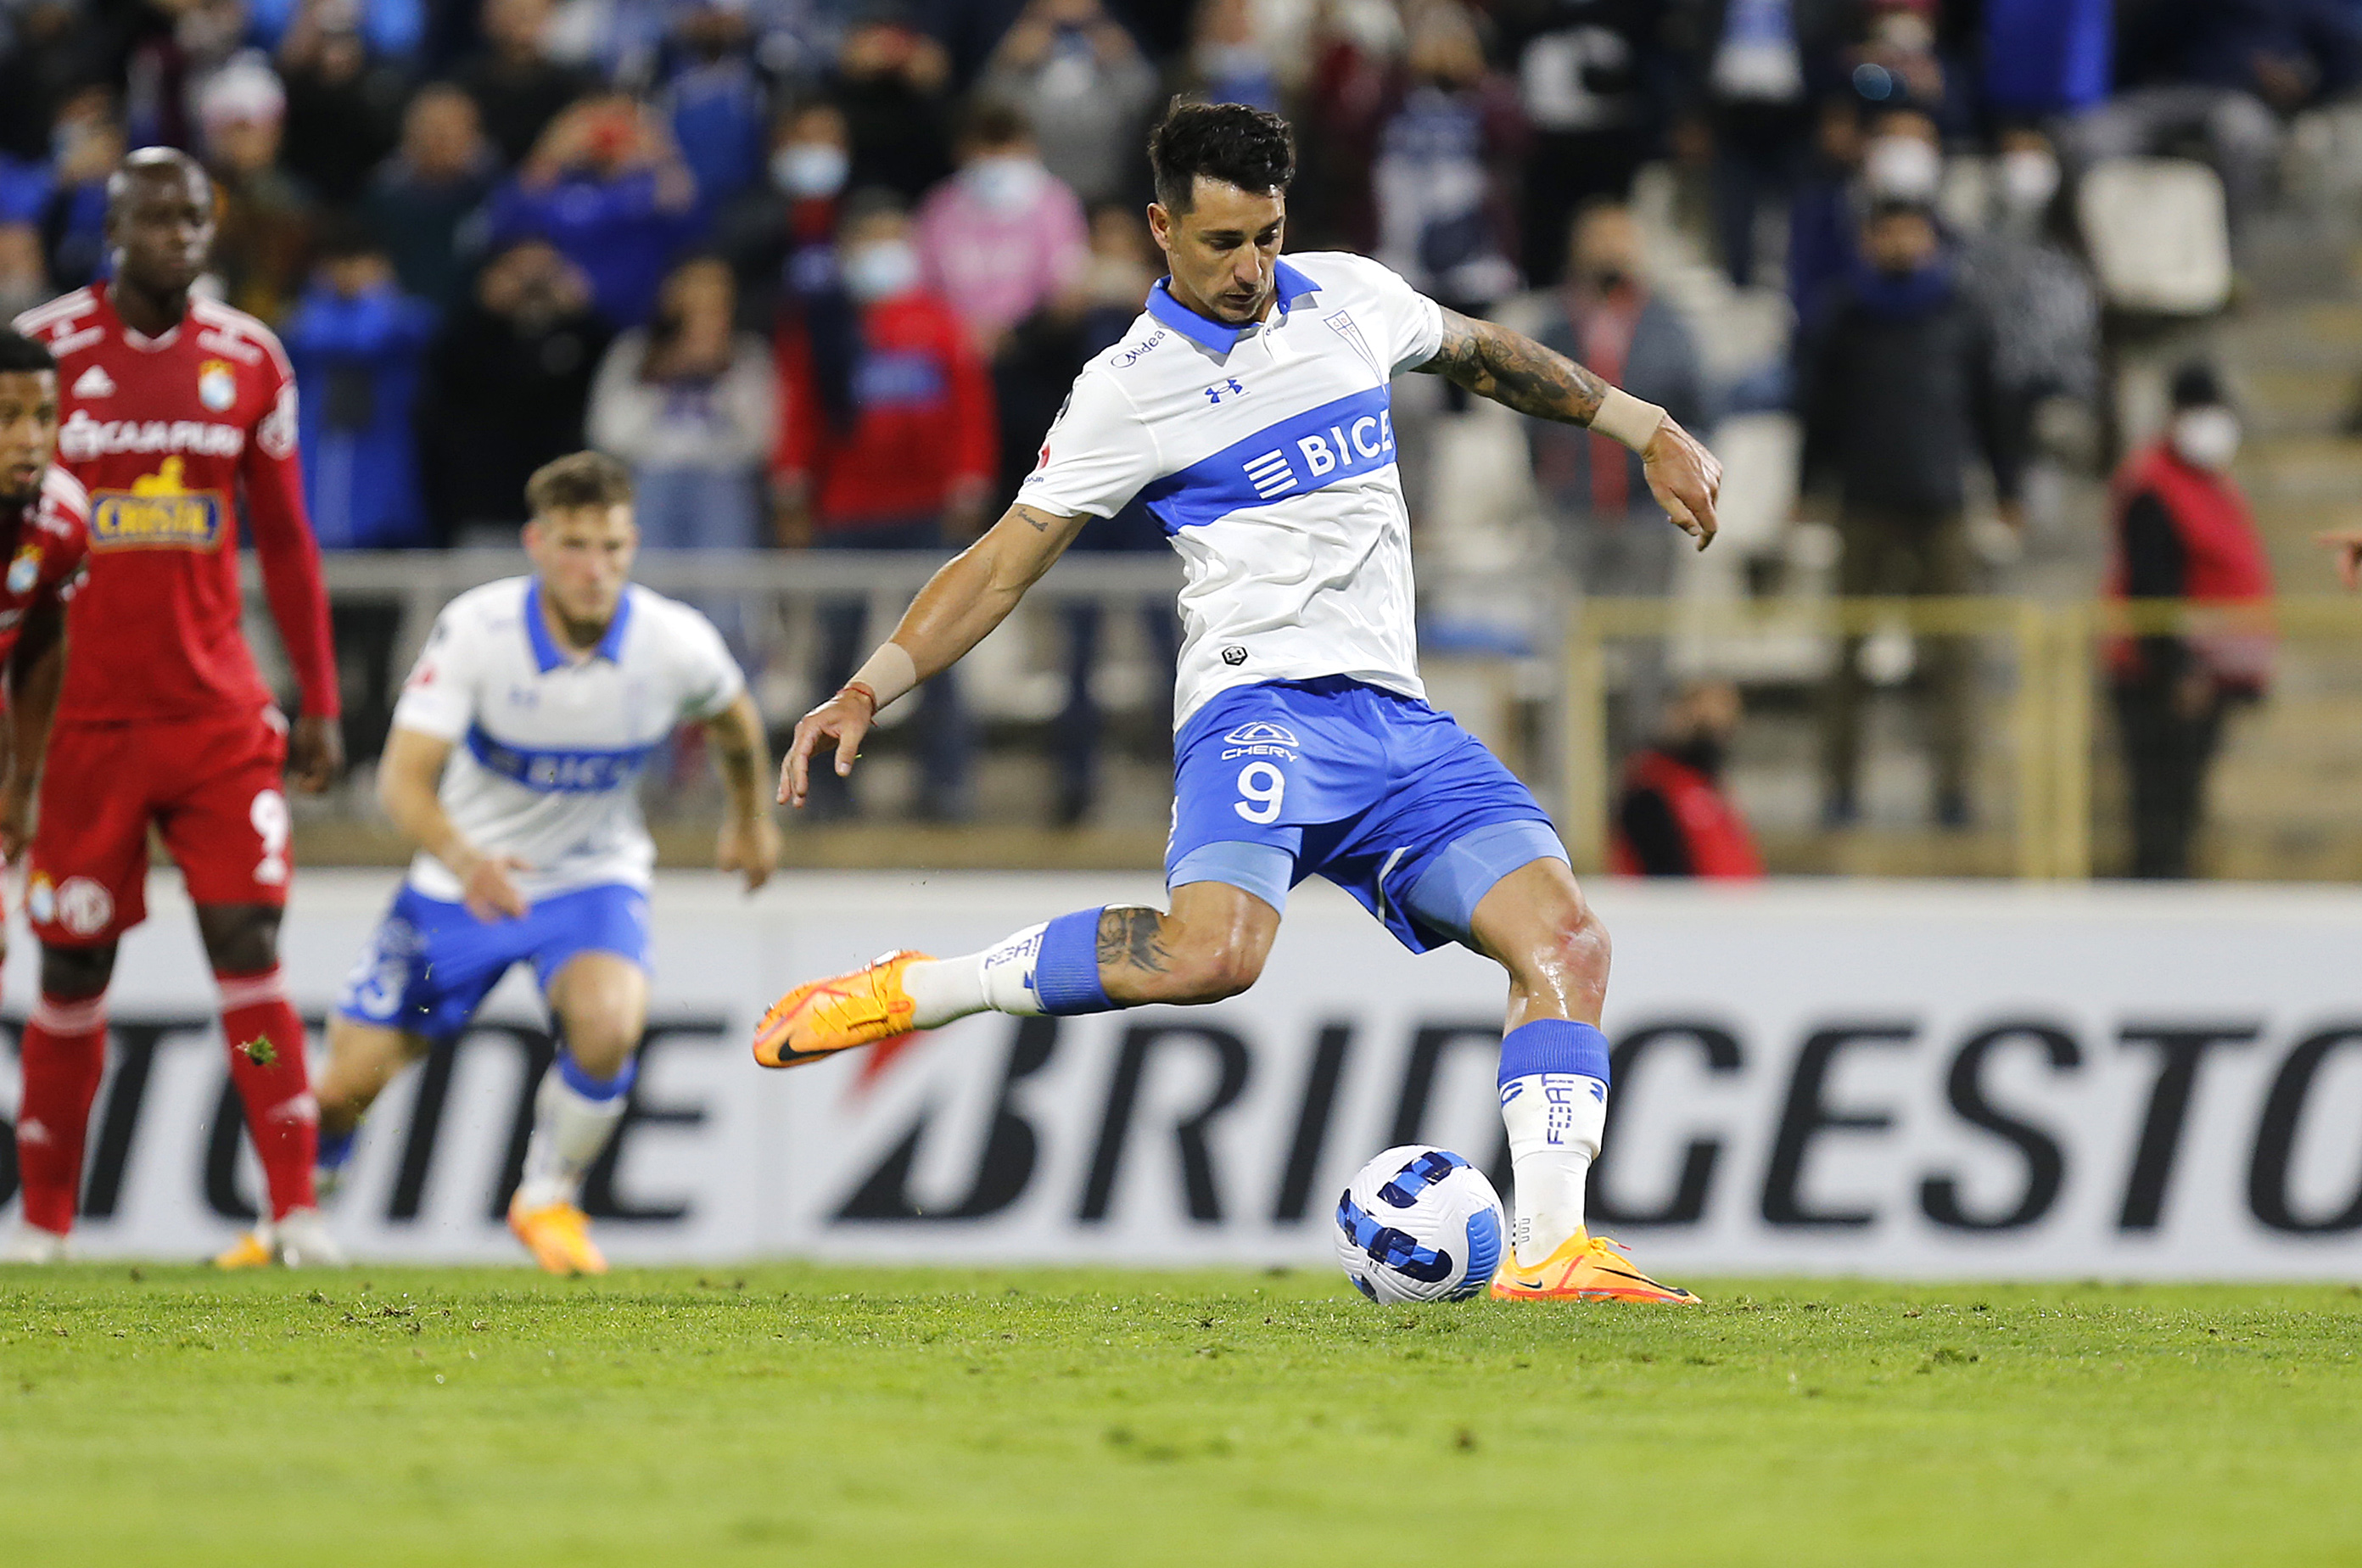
[12,148,345,1267]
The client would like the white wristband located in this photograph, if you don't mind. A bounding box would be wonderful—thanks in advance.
[1591,385,1666,453]
[846,641,919,711]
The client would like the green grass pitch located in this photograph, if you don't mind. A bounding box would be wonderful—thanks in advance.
[3,1264,2359,1566]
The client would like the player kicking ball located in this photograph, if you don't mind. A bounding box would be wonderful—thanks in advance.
[758,102,1721,1305]
[275,454,779,1274]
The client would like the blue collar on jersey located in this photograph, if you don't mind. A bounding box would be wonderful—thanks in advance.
[1145,260,1320,352]
[523,577,632,673]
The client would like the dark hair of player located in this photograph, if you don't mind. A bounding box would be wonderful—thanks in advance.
[104,144,208,212]
[1148,99,1295,215]
[526,451,635,516]
[0,330,57,377]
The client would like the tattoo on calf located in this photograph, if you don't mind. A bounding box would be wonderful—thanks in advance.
[1096,905,1171,976]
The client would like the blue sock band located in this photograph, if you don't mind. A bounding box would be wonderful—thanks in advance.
[555,1048,638,1102]
[1497,1019,1611,1089]
[1033,906,1115,1015]
[316,1128,356,1172]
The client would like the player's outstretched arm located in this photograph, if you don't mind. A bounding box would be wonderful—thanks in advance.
[1416,308,1723,549]
[2321,528,2362,590]
[378,725,529,921]
[0,596,65,860]
[704,691,781,891]
[780,501,1089,807]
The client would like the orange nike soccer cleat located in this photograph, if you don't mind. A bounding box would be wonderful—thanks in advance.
[1489,1230,1702,1304]
[508,1196,608,1277]
[213,1229,274,1269]
[751,950,933,1069]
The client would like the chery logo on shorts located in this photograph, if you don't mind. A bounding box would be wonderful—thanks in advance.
[1221,720,1299,763]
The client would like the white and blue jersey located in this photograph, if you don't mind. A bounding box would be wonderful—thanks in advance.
[1017,251,1443,727]
[336,576,744,1038]
[1019,254,1569,953]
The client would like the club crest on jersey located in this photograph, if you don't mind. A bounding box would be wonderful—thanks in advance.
[197,358,238,412]
[88,456,226,552]
[7,545,41,596]
[70,364,115,399]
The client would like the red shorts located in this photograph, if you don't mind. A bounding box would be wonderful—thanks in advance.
[27,708,294,946]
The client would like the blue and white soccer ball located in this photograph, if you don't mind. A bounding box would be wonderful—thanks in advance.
[1334,1145,1506,1303]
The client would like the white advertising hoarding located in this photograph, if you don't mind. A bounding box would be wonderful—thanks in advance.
[6,871,2362,1280]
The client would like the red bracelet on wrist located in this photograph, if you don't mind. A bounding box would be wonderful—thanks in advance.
[838,680,880,711]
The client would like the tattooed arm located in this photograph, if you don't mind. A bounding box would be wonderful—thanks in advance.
[781,501,1090,805]
[1416,307,1724,547]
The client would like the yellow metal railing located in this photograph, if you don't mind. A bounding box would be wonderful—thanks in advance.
[1561,596,2362,881]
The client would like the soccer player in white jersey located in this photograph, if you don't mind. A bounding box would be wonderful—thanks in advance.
[271,453,781,1275]
[756,103,1722,1303]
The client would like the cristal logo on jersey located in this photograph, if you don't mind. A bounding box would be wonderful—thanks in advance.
[87,456,227,552]
[198,359,238,412]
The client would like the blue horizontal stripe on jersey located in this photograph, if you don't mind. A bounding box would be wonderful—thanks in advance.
[465,724,660,793]
[1137,384,1397,535]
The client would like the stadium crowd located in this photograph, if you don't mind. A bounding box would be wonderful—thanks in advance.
[0,0,2351,838]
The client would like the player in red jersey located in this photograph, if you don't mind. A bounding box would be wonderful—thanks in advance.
[11,148,344,1267]
[0,330,94,1263]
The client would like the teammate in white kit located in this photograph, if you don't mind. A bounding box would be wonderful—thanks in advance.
[756,103,1721,1302]
[298,453,780,1274]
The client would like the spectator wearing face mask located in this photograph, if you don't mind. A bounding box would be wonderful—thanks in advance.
[485,92,702,327]
[913,99,1089,359]
[363,84,500,312]
[1172,0,1285,114]
[199,52,316,323]
[32,88,122,294]
[772,192,993,820]
[1523,199,1710,754]
[1611,680,1764,878]
[978,0,1158,207]
[456,0,600,165]
[1370,1,1526,316]
[660,0,770,215]
[2107,362,2274,879]
[831,8,956,204]
[1693,0,1855,288]
[1789,103,1939,323]
[717,99,852,330]
[277,0,409,206]
[1799,198,2018,830]
[419,236,614,539]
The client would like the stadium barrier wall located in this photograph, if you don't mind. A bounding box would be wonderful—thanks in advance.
[6,871,2362,1280]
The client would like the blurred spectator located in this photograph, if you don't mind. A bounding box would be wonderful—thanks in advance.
[715,98,849,328]
[277,0,410,206]
[1171,0,1285,114]
[992,203,1175,822]
[1790,102,1937,322]
[979,0,1157,206]
[363,84,500,311]
[419,235,613,538]
[1956,126,2099,470]
[1799,199,2018,830]
[199,52,316,322]
[831,8,955,203]
[1523,199,1709,751]
[283,224,439,550]
[2077,0,2362,236]
[282,227,438,764]
[2107,362,2275,879]
[1610,680,1764,878]
[773,193,993,820]
[1693,0,1847,288]
[661,0,770,214]
[588,255,775,553]
[0,182,44,320]
[486,92,702,326]
[1502,0,1653,287]
[249,0,426,61]
[1983,0,2112,123]
[914,99,1089,356]
[1296,0,1407,250]
[31,88,120,293]
[1372,1,1525,314]
[0,0,108,163]
[457,0,602,165]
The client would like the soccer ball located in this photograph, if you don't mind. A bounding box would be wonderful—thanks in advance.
[1334,1145,1505,1303]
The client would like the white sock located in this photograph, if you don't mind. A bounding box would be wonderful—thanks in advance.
[902,922,1049,1028]
[518,1065,628,1211]
[1499,1072,1609,1268]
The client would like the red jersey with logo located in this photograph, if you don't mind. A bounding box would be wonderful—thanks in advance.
[12,284,338,725]
[0,467,92,692]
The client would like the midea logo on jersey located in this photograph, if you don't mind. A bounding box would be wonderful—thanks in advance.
[1221,720,1298,762]
[1240,407,1396,500]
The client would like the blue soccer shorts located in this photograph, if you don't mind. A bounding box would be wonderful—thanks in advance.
[335,882,653,1042]
[1165,676,1569,953]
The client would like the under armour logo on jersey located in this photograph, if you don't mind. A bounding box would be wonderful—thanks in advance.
[71,365,115,399]
[1203,378,1245,405]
